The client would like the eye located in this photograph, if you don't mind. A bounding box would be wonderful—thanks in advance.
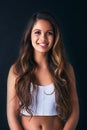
[47,31,54,35]
[34,31,41,35]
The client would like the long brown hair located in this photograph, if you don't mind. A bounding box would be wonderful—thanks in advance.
[14,11,72,120]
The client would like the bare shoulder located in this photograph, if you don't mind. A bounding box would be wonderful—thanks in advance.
[7,64,20,112]
[67,62,75,75]
[66,63,76,84]
[7,64,17,87]
[8,64,17,79]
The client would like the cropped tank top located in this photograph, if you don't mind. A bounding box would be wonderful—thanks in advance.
[20,83,58,116]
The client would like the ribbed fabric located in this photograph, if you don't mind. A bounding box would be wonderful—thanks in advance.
[20,83,58,116]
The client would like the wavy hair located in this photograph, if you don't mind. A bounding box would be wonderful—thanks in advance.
[14,11,72,120]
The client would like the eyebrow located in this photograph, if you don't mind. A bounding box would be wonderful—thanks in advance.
[32,29,53,32]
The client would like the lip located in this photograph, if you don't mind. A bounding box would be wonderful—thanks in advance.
[36,42,49,47]
[39,43,48,47]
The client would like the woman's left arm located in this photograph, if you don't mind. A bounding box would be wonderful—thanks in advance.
[63,64,79,130]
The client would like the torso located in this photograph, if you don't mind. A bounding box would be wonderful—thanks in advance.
[21,116,64,130]
[21,65,64,130]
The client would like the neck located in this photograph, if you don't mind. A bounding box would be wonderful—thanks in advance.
[34,51,48,68]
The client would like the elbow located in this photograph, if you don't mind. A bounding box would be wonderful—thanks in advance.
[7,109,18,128]
[72,102,80,125]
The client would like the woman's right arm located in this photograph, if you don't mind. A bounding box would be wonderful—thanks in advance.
[7,65,23,130]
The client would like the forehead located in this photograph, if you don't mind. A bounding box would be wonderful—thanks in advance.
[32,19,53,30]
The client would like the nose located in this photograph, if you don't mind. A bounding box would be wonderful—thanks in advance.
[40,33,47,41]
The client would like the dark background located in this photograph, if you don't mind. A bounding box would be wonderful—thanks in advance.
[0,0,86,129]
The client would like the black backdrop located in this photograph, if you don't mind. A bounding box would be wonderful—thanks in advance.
[0,0,87,130]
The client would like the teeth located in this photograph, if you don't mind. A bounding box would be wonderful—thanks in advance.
[39,43,48,47]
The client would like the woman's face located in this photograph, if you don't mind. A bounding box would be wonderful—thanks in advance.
[31,19,54,53]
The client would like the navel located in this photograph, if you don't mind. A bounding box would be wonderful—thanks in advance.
[39,124,42,129]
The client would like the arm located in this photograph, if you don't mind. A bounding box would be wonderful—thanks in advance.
[63,64,79,130]
[7,65,23,130]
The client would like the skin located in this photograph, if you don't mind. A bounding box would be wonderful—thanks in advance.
[7,20,79,130]
[31,20,54,54]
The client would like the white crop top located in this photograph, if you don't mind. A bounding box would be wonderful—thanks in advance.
[20,83,58,116]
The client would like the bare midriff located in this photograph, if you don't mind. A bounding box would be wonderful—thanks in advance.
[21,116,64,130]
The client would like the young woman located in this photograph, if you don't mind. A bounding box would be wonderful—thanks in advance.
[7,11,79,130]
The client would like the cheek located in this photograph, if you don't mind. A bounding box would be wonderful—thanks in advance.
[50,37,54,45]
[31,36,36,44]
[31,35,38,42]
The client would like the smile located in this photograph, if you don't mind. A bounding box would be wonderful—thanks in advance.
[38,43,49,47]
